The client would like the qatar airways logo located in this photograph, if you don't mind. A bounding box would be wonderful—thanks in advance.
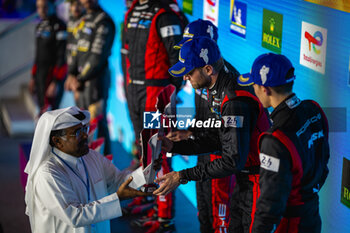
[300,21,327,74]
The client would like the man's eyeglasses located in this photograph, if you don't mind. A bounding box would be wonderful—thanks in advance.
[62,125,90,140]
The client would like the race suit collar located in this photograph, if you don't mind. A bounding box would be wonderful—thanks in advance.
[270,93,298,123]
[208,67,226,96]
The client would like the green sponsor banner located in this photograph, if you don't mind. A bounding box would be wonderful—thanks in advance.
[341,157,350,209]
[262,9,283,54]
[183,0,193,15]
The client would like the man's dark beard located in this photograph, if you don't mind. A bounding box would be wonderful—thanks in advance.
[199,68,211,88]
[78,139,89,155]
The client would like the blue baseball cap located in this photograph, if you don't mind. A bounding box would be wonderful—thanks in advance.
[169,37,221,78]
[174,19,218,49]
[238,53,296,87]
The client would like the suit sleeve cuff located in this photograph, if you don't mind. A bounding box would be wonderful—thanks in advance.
[179,169,195,181]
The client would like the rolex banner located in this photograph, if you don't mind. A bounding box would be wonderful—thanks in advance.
[262,9,283,54]
[183,0,193,15]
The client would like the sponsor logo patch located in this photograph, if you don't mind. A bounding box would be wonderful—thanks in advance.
[285,95,301,109]
[160,25,181,38]
[222,116,244,128]
[259,153,280,172]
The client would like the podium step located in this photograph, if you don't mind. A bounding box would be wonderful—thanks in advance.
[0,97,35,137]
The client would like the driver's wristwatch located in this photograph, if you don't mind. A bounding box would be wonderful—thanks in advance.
[179,171,188,185]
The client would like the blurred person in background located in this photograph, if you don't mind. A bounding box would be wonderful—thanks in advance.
[30,0,67,116]
[66,0,83,69]
[120,0,135,111]
[65,0,114,155]
[65,0,84,102]
[123,0,188,158]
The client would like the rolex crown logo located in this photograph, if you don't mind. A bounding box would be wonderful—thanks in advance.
[269,18,275,32]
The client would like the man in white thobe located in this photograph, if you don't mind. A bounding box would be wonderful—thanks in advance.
[25,106,149,233]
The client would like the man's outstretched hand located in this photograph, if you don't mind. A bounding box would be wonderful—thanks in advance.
[153,171,180,196]
[116,176,152,201]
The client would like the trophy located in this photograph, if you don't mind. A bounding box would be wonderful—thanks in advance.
[139,84,177,192]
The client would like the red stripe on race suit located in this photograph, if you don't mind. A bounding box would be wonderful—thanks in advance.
[53,64,67,81]
[125,43,131,87]
[272,130,304,206]
[145,86,164,112]
[210,154,233,232]
[249,174,260,233]
[144,8,171,82]
[32,64,37,76]
[257,129,304,209]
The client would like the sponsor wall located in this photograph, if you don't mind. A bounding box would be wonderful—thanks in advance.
[105,1,350,232]
[177,2,350,232]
